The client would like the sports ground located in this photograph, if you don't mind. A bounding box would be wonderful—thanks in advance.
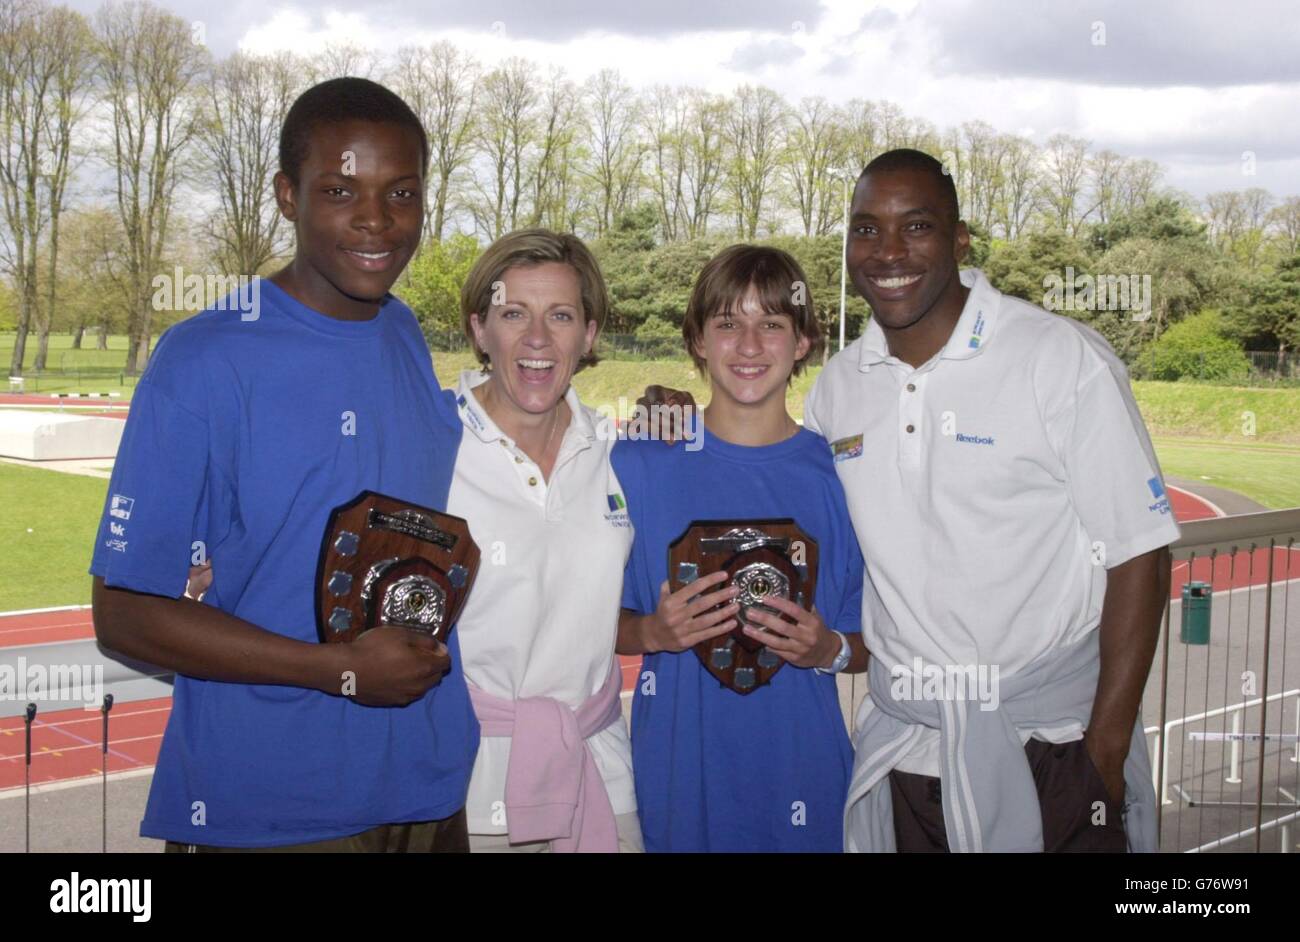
[2,346,1298,851]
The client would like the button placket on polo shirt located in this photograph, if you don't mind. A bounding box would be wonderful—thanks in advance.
[542,433,591,523]
[898,366,927,469]
[500,437,548,506]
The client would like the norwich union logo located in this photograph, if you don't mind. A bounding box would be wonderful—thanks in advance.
[1146,476,1171,515]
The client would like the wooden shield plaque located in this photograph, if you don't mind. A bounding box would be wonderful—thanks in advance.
[315,490,480,644]
[668,519,818,695]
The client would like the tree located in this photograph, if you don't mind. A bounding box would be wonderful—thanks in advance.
[397,233,480,342]
[643,85,690,242]
[529,69,583,231]
[1149,310,1250,382]
[722,85,786,239]
[0,0,95,375]
[95,0,207,374]
[1269,196,1300,255]
[32,4,93,371]
[783,97,847,237]
[1204,190,1245,251]
[1040,134,1091,236]
[1237,187,1275,270]
[312,42,378,81]
[471,58,537,239]
[1118,158,1161,209]
[390,42,479,242]
[983,229,1093,306]
[57,207,130,348]
[1091,195,1207,253]
[1097,236,1224,365]
[1225,254,1300,371]
[996,134,1041,240]
[196,51,297,277]
[681,90,726,239]
[1088,149,1125,228]
[584,69,643,237]
[953,120,1006,236]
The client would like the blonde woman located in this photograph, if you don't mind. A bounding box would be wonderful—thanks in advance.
[452,229,640,853]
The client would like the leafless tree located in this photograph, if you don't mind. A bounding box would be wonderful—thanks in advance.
[390,42,480,242]
[196,51,298,276]
[95,0,207,373]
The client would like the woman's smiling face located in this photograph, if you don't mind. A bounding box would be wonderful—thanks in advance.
[470,261,597,417]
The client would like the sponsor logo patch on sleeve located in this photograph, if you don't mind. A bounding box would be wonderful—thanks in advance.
[1146,476,1171,514]
[831,434,864,463]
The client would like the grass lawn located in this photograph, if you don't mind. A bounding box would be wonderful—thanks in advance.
[1133,382,1300,445]
[0,462,105,611]
[1,331,138,397]
[1151,439,1300,511]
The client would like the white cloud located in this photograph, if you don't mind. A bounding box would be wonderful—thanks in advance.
[224,0,1297,198]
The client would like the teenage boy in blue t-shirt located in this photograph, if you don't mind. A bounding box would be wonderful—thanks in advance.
[613,245,871,852]
[89,78,479,851]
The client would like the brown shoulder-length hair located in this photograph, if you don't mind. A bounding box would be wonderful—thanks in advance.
[459,228,609,372]
[682,244,824,378]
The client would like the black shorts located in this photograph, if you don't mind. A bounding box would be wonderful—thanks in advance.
[887,738,1128,853]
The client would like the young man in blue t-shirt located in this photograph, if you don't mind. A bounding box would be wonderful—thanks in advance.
[613,245,870,852]
[89,78,479,851]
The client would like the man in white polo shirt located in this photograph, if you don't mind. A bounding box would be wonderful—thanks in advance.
[805,149,1178,852]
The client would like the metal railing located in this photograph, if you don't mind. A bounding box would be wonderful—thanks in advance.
[1153,507,1300,852]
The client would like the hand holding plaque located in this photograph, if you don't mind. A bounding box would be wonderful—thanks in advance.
[667,519,818,695]
[315,491,480,645]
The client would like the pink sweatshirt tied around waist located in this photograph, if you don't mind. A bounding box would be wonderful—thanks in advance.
[467,659,623,852]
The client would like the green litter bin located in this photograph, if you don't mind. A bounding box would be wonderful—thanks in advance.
[1180,581,1212,644]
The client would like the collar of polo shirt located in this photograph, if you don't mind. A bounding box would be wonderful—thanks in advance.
[858,268,1002,372]
[455,369,596,447]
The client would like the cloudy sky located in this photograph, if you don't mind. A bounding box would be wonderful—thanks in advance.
[68,0,1300,199]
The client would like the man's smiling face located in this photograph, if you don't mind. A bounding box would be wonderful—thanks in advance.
[274,119,425,317]
[846,167,970,333]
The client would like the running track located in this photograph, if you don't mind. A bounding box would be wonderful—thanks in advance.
[1,484,1294,790]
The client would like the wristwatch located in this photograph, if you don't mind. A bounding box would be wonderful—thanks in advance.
[815,631,851,675]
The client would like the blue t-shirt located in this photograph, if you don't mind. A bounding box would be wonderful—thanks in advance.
[612,427,864,853]
[89,279,479,847]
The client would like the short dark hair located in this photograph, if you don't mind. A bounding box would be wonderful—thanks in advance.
[860,148,960,224]
[278,77,429,185]
[682,244,823,379]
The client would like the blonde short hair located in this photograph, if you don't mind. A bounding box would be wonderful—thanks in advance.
[459,228,609,372]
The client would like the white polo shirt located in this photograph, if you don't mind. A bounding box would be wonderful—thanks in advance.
[449,370,637,833]
[805,269,1181,775]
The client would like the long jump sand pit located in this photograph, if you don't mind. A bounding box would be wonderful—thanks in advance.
[0,411,124,461]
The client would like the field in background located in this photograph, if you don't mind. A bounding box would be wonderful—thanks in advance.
[3,335,1299,612]
[1,333,137,397]
[1150,440,1300,510]
[8,333,1300,444]
[0,463,107,610]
